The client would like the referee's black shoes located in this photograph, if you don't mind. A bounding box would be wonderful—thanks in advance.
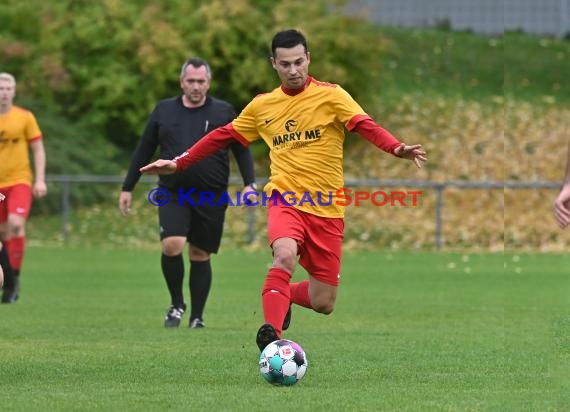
[164,304,186,328]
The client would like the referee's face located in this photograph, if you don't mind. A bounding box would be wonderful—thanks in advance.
[271,44,310,90]
[180,65,211,108]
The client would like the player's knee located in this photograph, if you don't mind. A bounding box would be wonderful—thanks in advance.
[272,248,296,272]
[161,239,185,256]
[311,294,336,314]
[8,221,25,237]
[312,300,335,315]
[189,245,209,261]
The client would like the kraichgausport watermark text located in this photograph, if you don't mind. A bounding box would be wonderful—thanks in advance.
[147,188,422,207]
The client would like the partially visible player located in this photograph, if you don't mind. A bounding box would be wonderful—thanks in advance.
[0,72,47,303]
[0,254,3,288]
[0,193,4,288]
[553,140,570,228]
[0,245,3,288]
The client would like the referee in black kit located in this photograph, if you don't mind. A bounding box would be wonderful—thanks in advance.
[119,57,258,328]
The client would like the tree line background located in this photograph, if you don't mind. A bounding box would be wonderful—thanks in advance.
[1,0,390,170]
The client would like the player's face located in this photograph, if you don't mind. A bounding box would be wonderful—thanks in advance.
[271,45,310,90]
[0,80,16,107]
[180,65,210,107]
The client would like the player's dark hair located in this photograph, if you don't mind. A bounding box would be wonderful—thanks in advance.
[180,57,212,79]
[271,29,308,56]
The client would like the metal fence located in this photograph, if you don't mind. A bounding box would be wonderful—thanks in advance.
[45,175,559,248]
[349,0,570,37]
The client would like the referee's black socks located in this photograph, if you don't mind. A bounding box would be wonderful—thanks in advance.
[161,253,185,308]
[189,260,212,321]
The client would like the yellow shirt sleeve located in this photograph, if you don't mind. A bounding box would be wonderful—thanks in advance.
[232,98,262,143]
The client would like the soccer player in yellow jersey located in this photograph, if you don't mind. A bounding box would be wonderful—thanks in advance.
[0,72,47,303]
[0,193,4,288]
[140,30,427,350]
[553,140,570,228]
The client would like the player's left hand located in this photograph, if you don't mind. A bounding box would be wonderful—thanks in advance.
[394,143,427,168]
[33,181,48,198]
[242,184,259,207]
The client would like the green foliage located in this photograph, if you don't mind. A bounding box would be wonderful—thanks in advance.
[373,27,504,106]
[504,31,570,103]
[1,0,386,153]
[15,97,122,215]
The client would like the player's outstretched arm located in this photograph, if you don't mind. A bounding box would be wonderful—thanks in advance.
[393,143,427,168]
[139,159,177,175]
[553,184,570,228]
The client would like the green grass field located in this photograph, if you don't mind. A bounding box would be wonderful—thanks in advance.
[1,247,568,411]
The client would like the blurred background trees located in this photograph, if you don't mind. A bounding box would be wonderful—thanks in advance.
[0,0,387,156]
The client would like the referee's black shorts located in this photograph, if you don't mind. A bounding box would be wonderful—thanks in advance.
[157,188,229,254]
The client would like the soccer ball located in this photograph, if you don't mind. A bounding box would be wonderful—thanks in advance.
[259,339,308,386]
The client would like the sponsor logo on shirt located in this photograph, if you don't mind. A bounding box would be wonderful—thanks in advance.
[267,118,322,149]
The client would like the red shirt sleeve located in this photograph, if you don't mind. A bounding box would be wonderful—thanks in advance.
[175,123,249,171]
[351,116,402,155]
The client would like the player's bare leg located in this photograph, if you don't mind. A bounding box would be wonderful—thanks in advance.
[307,277,337,314]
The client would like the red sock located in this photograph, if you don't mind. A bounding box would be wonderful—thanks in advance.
[6,236,25,271]
[261,268,291,337]
[290,280,313,309]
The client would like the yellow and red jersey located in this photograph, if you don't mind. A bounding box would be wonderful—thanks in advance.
[0,106,43,187]
[175,76,402,217]
[231,77,372,217]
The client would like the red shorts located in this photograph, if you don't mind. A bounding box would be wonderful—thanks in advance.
[267,197,344,286]
[0,184,32,223]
